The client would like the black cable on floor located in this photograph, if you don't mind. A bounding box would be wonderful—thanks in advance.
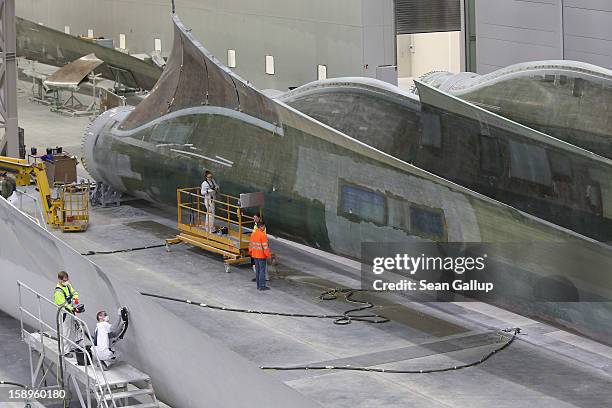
[0,380,27,388]
[261,328,521,373]
[140,289,390,325]
[82,243,166,256]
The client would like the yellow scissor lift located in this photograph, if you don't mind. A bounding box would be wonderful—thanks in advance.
[59,183,90,231]
[166,188,264,272]
[0,156,89,232]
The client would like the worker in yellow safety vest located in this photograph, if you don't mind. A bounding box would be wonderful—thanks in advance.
[249,222,271,291]
[54,271,83,355]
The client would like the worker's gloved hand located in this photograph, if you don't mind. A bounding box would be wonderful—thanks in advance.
[74,303,85,314]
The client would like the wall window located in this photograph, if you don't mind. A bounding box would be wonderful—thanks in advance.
[227,49,236,68]
[265,55,275,75]
[340,184,387,225]
[317,64,327,80]
[119,34,126,50]
[154,38,162,53]
[87,29,94,37]
[410,206,445,240]
[64,25,70,34]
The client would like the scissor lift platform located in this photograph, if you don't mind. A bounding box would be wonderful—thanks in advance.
[166,188,264,272]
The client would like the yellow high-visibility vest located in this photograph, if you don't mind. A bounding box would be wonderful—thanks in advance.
[54,283,79,311]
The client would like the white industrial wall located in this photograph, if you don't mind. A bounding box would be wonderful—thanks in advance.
[563,0,612,69]
[16,0,395,90]
[397,32,462,78]
[474,0,612,73]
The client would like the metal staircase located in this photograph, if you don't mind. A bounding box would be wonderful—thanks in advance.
[17,280,159,408]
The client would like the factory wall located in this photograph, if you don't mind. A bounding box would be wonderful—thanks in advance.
[474,0,612,73]
[16,0,395,91]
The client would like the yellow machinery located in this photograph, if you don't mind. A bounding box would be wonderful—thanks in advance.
[166,188,264,272]
[0,155,89,232]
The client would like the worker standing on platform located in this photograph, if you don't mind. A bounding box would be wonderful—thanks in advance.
[94,309,127,369]
[54,271,82,355]
[249,222,271,291]
[201,170,219,233]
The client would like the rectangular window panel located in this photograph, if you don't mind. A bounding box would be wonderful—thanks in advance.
[395,0,461,34]
[548,151,572,181]
[87,29,94,37]
[509,141,552,186]
[64,25,70,34]
[479,135,503,175]
[340,185,386,224]
[119,34,126,50]
[410,206,445,239]
[265,55,275,75]
[227,49,236,68]
[150,122,193,144]
[154,38,162,52]
[421,112,442,148]
[317,65,327,80]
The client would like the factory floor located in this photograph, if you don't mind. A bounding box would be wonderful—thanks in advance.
[3,81,612,408]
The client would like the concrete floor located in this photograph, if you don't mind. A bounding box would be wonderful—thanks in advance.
[2,81,612,407]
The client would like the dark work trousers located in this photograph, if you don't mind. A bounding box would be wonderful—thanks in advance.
[254,258,267,290]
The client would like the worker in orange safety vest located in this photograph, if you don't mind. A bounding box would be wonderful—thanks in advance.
[249,222,270,291]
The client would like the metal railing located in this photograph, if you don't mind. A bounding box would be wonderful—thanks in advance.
[17,280,118,408]
[60,183,90,231]
[177,188,257,247]
[12,189,48,230]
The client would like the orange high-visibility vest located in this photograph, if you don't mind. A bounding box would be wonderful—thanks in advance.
[249,229,270,259]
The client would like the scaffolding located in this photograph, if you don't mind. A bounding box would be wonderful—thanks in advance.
[166,189,264,272]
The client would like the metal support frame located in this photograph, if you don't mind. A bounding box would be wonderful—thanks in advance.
[89,181,137,207]
[17,280,119,408]
[50,73,101,118]
[0,0,18,157]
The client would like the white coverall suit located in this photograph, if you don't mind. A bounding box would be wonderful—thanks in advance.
[201,178,219,232]
[94,318,126,366]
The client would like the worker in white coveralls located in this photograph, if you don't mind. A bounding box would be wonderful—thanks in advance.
[94,310,127,369]
[201,170,219,233]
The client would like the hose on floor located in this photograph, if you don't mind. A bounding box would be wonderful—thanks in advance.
[140,290,520,374]
[81,243,166,256]
[261,328,521,373]
[140,288,390,325]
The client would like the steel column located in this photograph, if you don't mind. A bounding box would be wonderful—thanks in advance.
[0,0,18,157]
